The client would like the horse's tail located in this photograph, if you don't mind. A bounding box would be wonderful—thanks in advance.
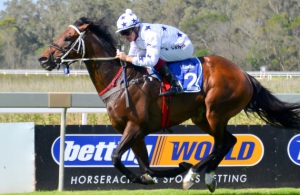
[245,73,300,130]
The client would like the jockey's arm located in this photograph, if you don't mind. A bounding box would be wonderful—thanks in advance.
[116,41,137,64]
[132,32,161,67]
[116,32,161,67]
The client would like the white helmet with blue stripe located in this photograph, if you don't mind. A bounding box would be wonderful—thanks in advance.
[116,9,140,33]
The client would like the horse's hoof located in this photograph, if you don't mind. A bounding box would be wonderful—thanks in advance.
[182,168,197,190]
[206,179,217,193]
[179,162,193,170]
[205,171,217,193]
[140,173,155,185]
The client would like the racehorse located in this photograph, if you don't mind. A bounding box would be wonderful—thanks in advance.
[38,17,300,192]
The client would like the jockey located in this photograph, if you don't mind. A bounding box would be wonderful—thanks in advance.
[115,9,194,96]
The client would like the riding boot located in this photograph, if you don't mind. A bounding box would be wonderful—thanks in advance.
[157,65,183,96]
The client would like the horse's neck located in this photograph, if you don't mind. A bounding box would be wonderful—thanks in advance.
[83,33,146,95]
[85,60,121,94]
[81,33,119,94]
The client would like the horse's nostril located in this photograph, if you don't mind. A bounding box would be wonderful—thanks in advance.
[38,56,48,63]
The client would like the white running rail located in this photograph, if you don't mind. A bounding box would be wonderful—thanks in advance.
[1,69,300,79]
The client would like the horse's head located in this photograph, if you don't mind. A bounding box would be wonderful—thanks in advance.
[38,20,90,71]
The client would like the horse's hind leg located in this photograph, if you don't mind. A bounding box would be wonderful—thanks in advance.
[183,113,237,192]
[202,131,237,192]
[205,131,237,173]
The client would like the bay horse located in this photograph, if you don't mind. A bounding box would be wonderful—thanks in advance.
[38,17,300,192]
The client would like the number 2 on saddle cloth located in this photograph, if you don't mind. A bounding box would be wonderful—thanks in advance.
[157,57,203,131]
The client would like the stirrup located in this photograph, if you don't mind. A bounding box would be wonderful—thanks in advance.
[159,86,183,96]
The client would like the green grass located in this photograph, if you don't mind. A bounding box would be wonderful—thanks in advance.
[0,74,95,92]
[0,75,299,125]
[1,75,300,93]
[3,188,300,195]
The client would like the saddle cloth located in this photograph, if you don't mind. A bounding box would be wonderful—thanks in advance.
[151,57,203,93]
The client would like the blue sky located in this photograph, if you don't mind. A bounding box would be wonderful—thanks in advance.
[0,0,6,11]
[0,0,8,11]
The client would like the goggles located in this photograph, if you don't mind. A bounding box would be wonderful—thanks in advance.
[120,28,134,36]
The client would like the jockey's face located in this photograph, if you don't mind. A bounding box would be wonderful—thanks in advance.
[121,27,138,42]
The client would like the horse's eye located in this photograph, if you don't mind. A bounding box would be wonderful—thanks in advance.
[64,36,72,42]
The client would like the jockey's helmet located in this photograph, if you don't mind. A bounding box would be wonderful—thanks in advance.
[116,9,140,33]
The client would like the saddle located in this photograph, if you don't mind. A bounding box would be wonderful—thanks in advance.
[150,57,204,131]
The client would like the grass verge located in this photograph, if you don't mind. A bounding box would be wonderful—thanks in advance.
[4,188,300,195]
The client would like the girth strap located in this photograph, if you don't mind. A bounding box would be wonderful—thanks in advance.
[160,81,173,131]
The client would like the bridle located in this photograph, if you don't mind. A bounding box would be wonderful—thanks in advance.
[48,24,135,107]
[48,24,117,67]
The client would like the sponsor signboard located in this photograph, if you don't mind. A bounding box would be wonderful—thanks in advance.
[51,134,263,167]
[287,134,300,166]
[35,125,300,190]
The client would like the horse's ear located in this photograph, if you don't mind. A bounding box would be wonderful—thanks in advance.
[79,23,90,31]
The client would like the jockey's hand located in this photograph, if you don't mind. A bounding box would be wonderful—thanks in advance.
[116,51,127,62]
[116,51,133,63]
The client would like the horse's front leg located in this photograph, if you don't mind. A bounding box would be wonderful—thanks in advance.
[131,138,193,179]
[111,121,153,185]
[130,138,156,184]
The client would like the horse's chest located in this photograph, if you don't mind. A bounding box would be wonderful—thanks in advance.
[106,105,127,132]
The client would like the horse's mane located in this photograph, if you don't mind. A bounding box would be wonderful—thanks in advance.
[74,17,116,54]
[73,17,146,72]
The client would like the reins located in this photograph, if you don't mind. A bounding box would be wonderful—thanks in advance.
[117,45,130,108]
